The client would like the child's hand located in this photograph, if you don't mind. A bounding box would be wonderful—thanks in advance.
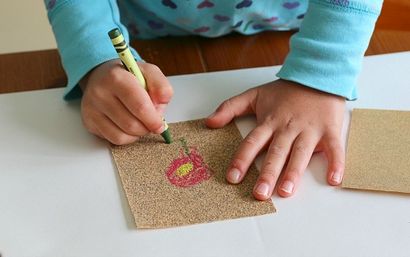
[80,60,173,145]
[206,79,346,200]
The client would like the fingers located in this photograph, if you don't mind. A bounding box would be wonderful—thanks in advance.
[253,130,298,200]
[96,95,150,136]
[81,60,171,144]
[115,76,165,134]
[92,113,139,145]
[323,134,345,186]
[139,63,174,105]
[277,132,319,197]
[206,89,257,128]
[226,125,273,184]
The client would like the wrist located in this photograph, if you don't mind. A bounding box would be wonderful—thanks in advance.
[79,59,122,92]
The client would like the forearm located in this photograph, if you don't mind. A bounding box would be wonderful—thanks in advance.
[45,0,141,100]
[277,0,384,100]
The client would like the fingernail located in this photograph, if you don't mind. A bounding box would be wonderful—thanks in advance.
[254,182,270,197]
[280,180,294,194]
[227,168,241,184]
[331,171,342,184]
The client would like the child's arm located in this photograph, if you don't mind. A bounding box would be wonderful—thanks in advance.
[277,0,384,100]
[45,0,173,144]
[207,0,383,199]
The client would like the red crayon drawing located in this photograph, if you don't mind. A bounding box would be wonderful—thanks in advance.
[165,138,212,187]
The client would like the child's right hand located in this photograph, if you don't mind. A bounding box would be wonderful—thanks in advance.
[79,59,173,145]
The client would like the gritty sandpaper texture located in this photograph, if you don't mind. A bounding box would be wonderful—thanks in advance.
[111,119,275,228]
[342,109,410,194]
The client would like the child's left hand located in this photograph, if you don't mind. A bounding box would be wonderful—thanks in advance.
[205,79,346,200]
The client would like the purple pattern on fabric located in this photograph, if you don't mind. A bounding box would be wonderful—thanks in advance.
[214,15,230,22]
[194,26,210,33]
[263,17,278,23]
[47,0,56,10]
[148,20,164,30]
[197,0,214,9]
[283,2,300,9]
[252,24,265,30]
[232,20,243,28]
[236,0,253,9]
[162,0,177,9]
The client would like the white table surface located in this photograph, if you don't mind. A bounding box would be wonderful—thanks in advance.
[1,52,409,257]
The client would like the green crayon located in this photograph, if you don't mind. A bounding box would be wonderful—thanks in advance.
[108,28,172,144]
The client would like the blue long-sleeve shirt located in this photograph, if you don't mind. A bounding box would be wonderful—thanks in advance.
[44,0,383,100]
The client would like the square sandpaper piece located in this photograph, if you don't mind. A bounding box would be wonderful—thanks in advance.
[342,109,410,194]
[111,119,275,228]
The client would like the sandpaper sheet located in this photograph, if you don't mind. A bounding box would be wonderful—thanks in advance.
[342,109,410,194]
[111,119,275,228]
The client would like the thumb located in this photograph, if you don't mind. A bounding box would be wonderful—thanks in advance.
[139,62,174,105]
[206,89,257,128]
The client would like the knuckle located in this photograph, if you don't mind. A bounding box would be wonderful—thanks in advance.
[106,68,123,85]
[262,115,276,125]
[111,134,131,145]
[134,101,151,117]
[243,134,259,146]
[269,144,285,157]
[262,167,276,177]
[157,85,174,103]
[146,63,162,74]
[122,119,139,134]
[262,161,280,177]
[219,99,233,112]
[293,143,308,155]
[220,100,229,111]
[260,168,279,182]
[286,117,296,130]
[164,85,174,99]
[151,64,161,72]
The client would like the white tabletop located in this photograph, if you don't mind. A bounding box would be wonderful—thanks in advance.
[1,52,409,257]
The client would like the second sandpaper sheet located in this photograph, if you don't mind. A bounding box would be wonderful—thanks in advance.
[343,109,410,194]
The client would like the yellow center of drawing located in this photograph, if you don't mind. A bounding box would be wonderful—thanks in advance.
[176,163,194,177]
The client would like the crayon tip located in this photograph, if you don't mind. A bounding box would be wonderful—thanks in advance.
[161,128,172,144]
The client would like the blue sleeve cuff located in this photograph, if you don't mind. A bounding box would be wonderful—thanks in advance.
[45,0,142,100]
[277,0,383,100]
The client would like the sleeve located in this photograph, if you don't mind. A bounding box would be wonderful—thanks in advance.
[276,0,384,100]
[44,0,142,100]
